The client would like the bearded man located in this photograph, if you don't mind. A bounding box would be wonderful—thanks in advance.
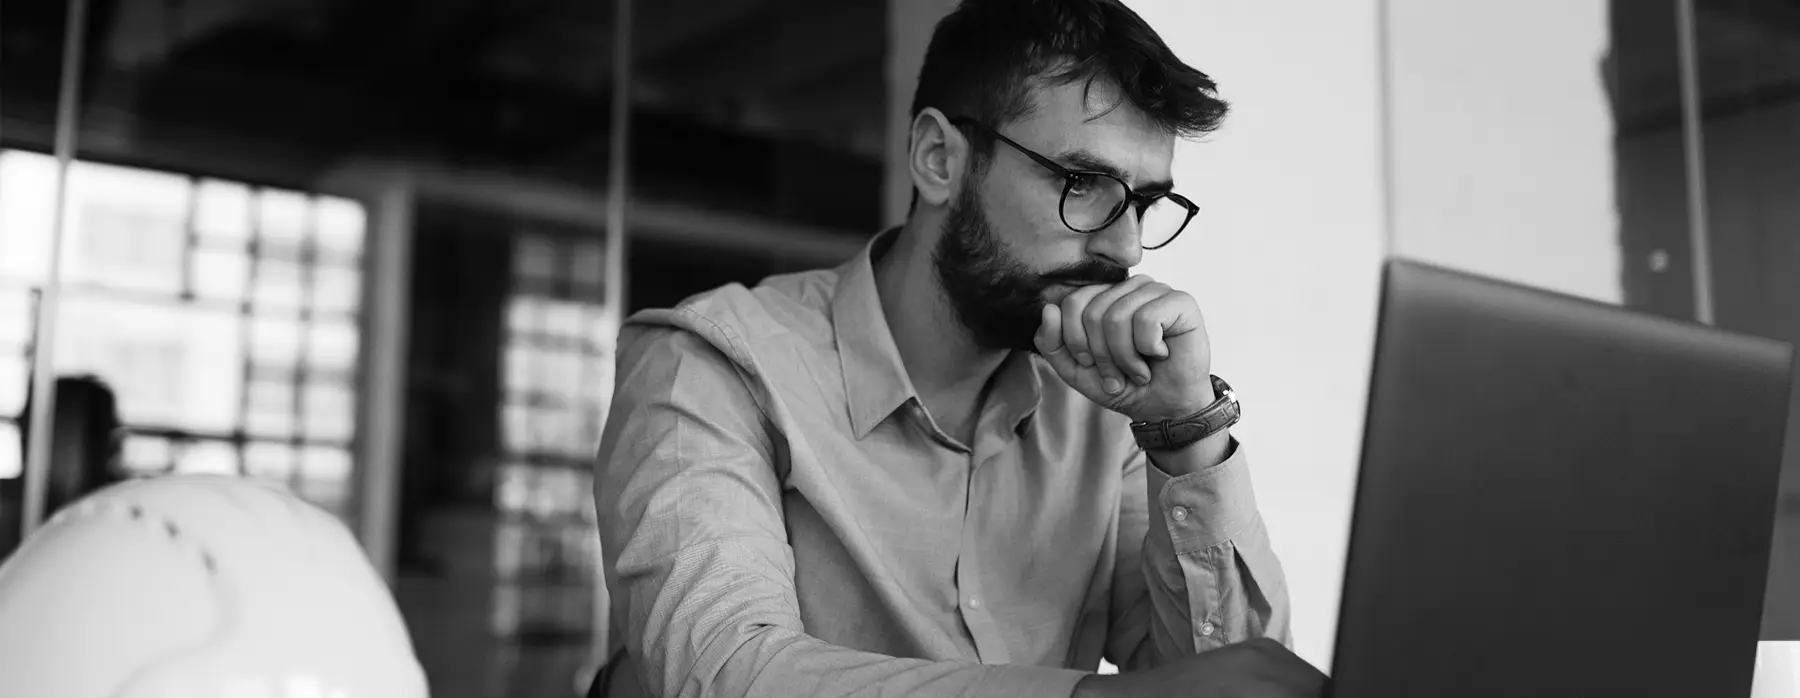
[592,1,1327,696]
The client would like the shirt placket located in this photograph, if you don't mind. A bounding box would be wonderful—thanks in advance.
[957,424,1013,665]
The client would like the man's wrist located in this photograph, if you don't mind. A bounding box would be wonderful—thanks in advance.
[1127,383,1217,424]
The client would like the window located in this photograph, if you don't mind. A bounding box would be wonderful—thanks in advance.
[492,232,614,642]
[0,150,366,521]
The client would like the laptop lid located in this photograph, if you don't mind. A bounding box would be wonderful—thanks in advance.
[1329,259,1793,697]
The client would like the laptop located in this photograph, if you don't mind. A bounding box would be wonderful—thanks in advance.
[1330,259,1794,697]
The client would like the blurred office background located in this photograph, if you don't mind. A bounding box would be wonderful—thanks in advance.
[0,0,1795,695]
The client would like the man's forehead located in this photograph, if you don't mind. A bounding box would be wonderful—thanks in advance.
[1008,79,1176,185]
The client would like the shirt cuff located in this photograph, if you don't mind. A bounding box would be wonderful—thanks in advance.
[1147,439,1259,555]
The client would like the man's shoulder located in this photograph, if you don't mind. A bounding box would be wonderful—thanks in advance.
[618,267,841,370]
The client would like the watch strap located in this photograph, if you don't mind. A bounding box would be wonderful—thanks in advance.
[1130,375,1240,451]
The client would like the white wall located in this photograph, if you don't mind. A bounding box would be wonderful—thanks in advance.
[1384,0,1620,303]
[1127,0,1385,669]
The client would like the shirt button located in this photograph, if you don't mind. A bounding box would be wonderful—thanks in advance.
[967,597,983,610]
[1200,622,1215,637]
[1171,506,1189,522]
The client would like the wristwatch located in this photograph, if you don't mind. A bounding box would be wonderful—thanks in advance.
[1130,375,1240,451]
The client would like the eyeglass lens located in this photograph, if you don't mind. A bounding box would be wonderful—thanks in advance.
[1061,175,1191,248]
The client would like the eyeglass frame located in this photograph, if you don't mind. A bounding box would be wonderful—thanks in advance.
[948,116,1199,251]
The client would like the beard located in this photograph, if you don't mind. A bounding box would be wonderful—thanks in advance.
[932,179,1128,352]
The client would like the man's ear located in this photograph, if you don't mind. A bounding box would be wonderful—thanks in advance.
[908,108,967,209]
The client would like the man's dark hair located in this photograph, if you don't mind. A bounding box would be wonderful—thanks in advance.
[17,374,124,513]
[910,0,1229,187]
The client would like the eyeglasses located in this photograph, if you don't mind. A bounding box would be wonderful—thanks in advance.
[950,117,1199,250]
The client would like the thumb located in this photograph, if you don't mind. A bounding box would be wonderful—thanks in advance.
[1034,304,1082,378]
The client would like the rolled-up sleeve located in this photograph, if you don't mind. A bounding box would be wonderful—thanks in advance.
[594,327,1088,698]
[1102,441,1291,669]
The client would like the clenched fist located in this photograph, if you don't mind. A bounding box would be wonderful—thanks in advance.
[1033,275,1216,423]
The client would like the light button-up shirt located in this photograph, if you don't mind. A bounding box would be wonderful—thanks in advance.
[594,230,1290,697]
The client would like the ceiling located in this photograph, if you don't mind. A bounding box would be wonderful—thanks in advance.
[0,0,890,232]
[1610,0,1800,134]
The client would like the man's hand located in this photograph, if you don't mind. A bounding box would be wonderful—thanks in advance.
[1034,275,1214,423]
[1070,639,1329,698]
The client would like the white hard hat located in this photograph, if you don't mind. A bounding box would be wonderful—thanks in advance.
[0,475,429,698]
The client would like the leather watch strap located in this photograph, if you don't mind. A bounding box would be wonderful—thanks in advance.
[1130,375,1240,452]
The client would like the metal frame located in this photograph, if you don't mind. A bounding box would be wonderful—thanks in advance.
[20,0,91,538]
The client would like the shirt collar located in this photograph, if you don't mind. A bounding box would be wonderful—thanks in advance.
[832,229,920,438]
[831,228,1045,440]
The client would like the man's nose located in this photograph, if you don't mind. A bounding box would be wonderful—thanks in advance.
[1085,209,1144,269]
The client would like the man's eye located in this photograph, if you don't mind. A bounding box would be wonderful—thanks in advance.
[1066,174,1098,196]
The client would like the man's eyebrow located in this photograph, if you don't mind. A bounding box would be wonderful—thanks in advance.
[1057,148,1175,193]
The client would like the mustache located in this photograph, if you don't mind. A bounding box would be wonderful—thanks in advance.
[1038,262,1129,287]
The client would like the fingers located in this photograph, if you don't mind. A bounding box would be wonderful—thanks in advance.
[1033,303,1082,380]
[1057,284,1108,369]
[1069,277,1154,394]
[1134,289,1202,359]
[1101,282,1171,387]
[1036,305,1058,368]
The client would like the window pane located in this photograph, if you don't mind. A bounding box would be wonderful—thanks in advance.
[544,299,583,339]
[251,257,307,311]
[191,247,250,303]
[507,296,542,336]
[310,265,362,316]
[314,196,366,260]
[174,439,238,475]
[121,434,172,476]
[302,382,355,442]
[65,161,190,295]
[297,446,353,510]
[244,441,297,484]
[586,305,618,354]
[194,180,253,243]
[589,357,615,407]
[549,350,584,402]
[56,298,187,426]
[0,355,24,418]
[571,239,606,290]
[543,408,579,458]
[307,321,359,374]
[0,151,57,284]
[493,518,527,580]
[502,403,533,454]
[504,343,540,394]
[514,236,561,281]
[245,379,296,439]
[545,467,592,519]
[249,317,302,370]
[0,422,19,479]
[55,296,243,431]
[257,190,311,258]
[175,310,246,434]
[0,289,31,348]
[496,462,534,514]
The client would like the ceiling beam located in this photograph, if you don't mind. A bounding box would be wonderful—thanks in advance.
[631,0,773,66]
[321,159,866,267]
[641,0,883,107]
[1697,0,1800,41]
